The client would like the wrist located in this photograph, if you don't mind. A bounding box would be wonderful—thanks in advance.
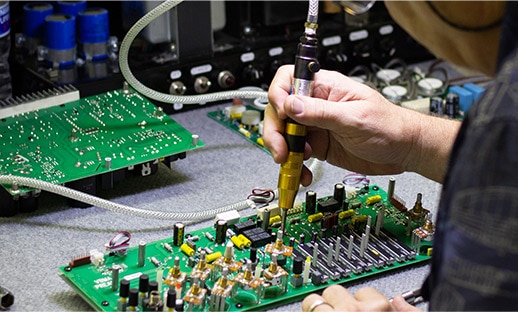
[405,112,461,183]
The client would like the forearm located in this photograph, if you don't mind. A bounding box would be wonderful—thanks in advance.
[406,112,461,183]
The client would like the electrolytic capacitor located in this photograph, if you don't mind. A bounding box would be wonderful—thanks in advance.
[249,247,257,263]
[166,287,176,309]
[305,191,317,214]
[430,96,444,116]
[293,257,303,275]
[173,222,185,246]
[128,288,139,309]
[333,183,345,209]
[44,14,77,66]
[445,93,460,118]
[215,219,227,244]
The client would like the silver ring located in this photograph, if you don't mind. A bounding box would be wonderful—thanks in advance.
[307,299,333,312]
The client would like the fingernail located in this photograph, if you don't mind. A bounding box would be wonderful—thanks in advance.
[291,96,304,115]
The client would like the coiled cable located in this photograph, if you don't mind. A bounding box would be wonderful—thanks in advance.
[118,0,268,105]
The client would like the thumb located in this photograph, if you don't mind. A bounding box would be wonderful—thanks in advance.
[284,95,346,131]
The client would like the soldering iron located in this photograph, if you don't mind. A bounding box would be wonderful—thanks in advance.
[278,0,321,232]
[277,0,376,231]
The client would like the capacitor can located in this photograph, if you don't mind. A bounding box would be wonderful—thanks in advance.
[173,222,185,246]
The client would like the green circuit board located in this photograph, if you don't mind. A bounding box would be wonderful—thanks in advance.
[59,183,433,312]
[0,87,204,196]
[207,105,268,154]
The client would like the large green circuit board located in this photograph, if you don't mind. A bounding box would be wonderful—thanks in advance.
[0,87,204,196]
[59,184,433,312]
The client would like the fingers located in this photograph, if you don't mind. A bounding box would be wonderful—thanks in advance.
[302,294,336,312]
[302,286,394,312]
[263,103,288,163]
[391,295,422,312]
[268,65,294,120]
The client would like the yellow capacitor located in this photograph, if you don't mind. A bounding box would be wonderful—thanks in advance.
[237,234,251,248]
[307,212,324,223]
[256,137,265,147]
[366,195,382,205]
[206,251,222,263]
[230,112,242,119]
[269,215,282,225]
[180,243,195,257]
[338,209,355,219]
[427,248,433,256]
[231,235,245,250]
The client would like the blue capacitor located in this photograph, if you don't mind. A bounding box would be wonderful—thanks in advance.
[77,8,109,44]
[23,2,54,39]
[45,14,75,50]
[57,1,87,17]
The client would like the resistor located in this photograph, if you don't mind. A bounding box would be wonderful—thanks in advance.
[163,242,173,253]
[226,228,236,237]
[204,232,215,242]
[289,217,301,224]
[238,127,251,137]
[150,257,161,267]
[187,235,200,242]
[204,247,213,254]
[307,212,323,223]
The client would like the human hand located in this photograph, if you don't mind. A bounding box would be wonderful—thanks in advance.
[301,285,422,312]
[264,65,460,184]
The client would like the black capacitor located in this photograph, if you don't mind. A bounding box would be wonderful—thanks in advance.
[299,233,306,244]
[215,219,227,244]
[249,247,257,263]
[271,231,277,242]
[445,93,460,118]
[173,222,185,246]
[333,183,345,209]
[175,298,184,312]
[311,231,319,242]
[139,274,149,293]
[119,279,130,298]
[166,288,176,308]
[128,288,139,307]
[289,237,295,247]
[332,225,339,236]
[148,280,158,293]
[305,190,317,214]
[430,96,444,115]
[293,257,303,275]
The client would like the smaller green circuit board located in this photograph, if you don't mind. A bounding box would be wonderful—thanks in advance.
[59,184,433,312]
[0,88,204,195]
[207,106,268,154]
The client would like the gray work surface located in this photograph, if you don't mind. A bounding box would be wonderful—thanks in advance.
[0,100,442,311]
